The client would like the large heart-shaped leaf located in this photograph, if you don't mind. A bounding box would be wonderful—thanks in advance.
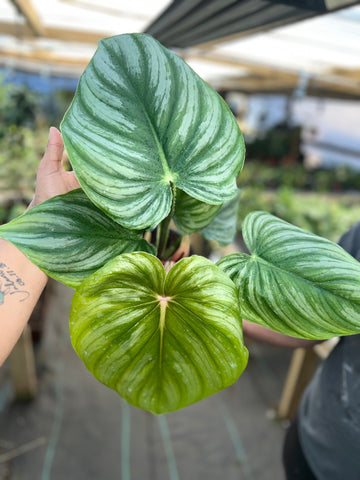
[218,211,360,339]
[201,189,241,246]
[70,252,248,414]
[61,33,244,230]
[0,190,155,288]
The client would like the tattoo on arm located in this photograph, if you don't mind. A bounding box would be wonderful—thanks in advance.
[0,262,30,305]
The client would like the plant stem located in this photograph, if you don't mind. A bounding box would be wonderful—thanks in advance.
[157,217,171,260]
[157,183,176,260]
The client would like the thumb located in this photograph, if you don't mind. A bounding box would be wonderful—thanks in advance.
[38,127,64,174]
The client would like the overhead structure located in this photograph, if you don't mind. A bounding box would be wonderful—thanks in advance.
[10,0,46,36]
[146,0,359,48]
[0,0,359,99]
[0,0,172,77]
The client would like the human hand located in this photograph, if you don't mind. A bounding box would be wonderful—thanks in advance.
[28,127,80,209]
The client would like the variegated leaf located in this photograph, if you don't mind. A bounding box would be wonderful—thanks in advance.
[218,211,360,339]
[173,189,221,234]
[70,252,248,413]
[0,190,155,288]
[201,189,241,246]
[61,33,244,230]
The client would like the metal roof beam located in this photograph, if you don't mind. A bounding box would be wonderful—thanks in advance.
[145,0,204,36]
[146,0,360,48]
[163,3,307,48]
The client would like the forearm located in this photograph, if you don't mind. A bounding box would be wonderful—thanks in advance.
[0,239,48,366]
[243,319,322,348]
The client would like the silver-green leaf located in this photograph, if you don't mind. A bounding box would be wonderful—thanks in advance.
[218,211,360,339]
[61,33,244,230]
[70,252,248,414]
[0,190,155,288]
[201,189,241,246]
[173,189,221,234]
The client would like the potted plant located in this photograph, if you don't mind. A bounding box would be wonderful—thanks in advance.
[1,34,360,414]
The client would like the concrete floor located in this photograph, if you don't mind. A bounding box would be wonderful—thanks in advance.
[0,280,293,480]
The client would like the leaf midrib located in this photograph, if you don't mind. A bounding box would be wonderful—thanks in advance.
[103,40,174,183]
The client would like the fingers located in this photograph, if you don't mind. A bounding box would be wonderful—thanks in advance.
[38,127,64,174]
[66,171,82,190]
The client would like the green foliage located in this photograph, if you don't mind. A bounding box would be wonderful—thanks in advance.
[0,81,38,135]
[238,160,360,192]
[174,189,221,234]
[70,253,248,413]
[61,33,244,231]
[0,79,46,203]
[0,125,48,197]
[0,205,7,224]
[201,190,241,246]
[245,123,301,163]
[0,78,75,203]
[0,190,155,288]
[237,186,360,242]
[218,212,360,339]
[7,203,26,222]
[0,34,246,412]
[1,33,360,413]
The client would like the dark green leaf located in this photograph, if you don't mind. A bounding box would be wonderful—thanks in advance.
[0,190,155,288]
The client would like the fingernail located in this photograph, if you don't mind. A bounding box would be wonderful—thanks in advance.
[48,127,54,144]
[48,127,61,145]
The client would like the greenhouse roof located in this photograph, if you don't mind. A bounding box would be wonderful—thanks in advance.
[0,0,360,98]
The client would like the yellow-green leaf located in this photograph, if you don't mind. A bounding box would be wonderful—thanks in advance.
[70,252,248,413]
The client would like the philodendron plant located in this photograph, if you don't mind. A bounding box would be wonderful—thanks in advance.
[1,33,360,414]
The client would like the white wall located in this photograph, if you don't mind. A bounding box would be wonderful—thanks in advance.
[244,94,360,169]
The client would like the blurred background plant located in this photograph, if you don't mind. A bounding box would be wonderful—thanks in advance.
[0,78,71,225]
[239,160,360,192]
[236,186,360,243]
[236,121,360,243]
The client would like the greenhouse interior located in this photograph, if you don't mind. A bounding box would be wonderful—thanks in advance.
[1,1,360,479]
